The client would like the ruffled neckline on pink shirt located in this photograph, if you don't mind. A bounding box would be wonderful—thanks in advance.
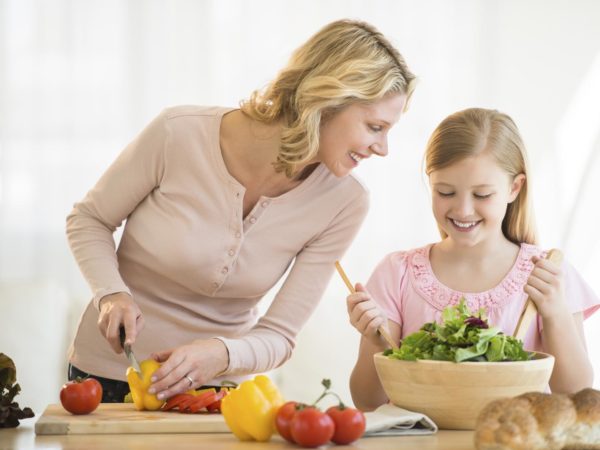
[409,243,543,312]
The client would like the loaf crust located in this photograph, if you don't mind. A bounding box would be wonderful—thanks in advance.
[474,388,600,450]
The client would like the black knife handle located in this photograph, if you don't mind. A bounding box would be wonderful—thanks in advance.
[119,325,126,349]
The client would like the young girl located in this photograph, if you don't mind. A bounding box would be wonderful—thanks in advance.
[346,108,600,411]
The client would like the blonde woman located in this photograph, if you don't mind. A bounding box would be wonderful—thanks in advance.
[66,19,416,402]
[347,108,599,411]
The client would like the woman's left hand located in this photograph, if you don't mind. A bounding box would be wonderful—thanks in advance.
[148,338,229,400]
[524,255,568,321]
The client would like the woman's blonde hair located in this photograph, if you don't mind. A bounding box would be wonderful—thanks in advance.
[241,19,417,178]
[424,108,538,245]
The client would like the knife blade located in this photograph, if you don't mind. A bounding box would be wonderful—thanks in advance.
[119,326,142,374]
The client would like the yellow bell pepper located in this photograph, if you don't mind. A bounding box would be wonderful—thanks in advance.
[126,359,165,411]
[221,375,284,442]
[186,387,217,396]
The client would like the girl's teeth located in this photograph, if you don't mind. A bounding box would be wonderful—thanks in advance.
[452,219,478,228]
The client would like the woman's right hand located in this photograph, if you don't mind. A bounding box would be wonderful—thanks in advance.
[346,283,388,348]
[97,292,144,353]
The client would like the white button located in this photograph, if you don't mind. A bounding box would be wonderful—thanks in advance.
[249,217,256,224]
[236,192,240,198]
[235,232,241,238]
[222,267,229,274]
[261,201,268,208]
[228,249,235,256]
[213,282,219,288]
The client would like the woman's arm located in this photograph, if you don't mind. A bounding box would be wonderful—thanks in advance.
[67,111,167,309]
[350,319,401,411]
[215,189,370,377]
[67,110,168,347]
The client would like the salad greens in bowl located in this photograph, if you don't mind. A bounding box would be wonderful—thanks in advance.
[373,299,554,430]
[384,299,530,363]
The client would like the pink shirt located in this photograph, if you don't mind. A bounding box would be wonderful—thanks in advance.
[66,106,369,382]
[367,243,600,352]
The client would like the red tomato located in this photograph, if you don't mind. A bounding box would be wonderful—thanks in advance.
[290,406,334,448]
[275,401,298,443]
[60,377,102,415]
[326,405,366,444]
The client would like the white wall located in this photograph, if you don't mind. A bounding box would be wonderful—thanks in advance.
[1,0,599,414]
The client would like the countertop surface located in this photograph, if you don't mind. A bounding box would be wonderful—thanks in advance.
[1,422,476,450]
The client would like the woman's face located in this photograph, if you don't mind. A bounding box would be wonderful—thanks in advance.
[429,152,524,248]
[318,93,407,177]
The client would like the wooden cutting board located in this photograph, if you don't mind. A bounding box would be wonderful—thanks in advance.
[35,403,230,435]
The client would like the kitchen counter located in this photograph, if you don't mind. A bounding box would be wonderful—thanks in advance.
[1,422,476,450]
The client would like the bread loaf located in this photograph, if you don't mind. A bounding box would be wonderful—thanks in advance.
[474,388,600,450]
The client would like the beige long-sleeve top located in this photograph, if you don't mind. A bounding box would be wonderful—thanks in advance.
[67,106,369,383]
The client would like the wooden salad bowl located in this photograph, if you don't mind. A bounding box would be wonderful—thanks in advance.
[373,351,555,430]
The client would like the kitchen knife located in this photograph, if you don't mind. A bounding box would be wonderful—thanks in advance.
[119,326,142,374]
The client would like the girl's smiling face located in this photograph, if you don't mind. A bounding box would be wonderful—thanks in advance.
[317,93,407,177]
[429,152,525,247]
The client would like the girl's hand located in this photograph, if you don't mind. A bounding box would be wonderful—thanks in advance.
[97,292,144,353]
[148,338,229,400]
[346,283,388,348]
[524,255,568,321]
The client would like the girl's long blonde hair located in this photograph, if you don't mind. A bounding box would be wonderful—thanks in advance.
[425,108,538,245]
[241,19,417,178]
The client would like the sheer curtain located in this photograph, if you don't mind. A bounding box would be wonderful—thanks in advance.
[1,0,599,412]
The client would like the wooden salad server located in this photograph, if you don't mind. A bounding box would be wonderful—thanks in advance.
[513,248,563,341]
[334,261,398,349]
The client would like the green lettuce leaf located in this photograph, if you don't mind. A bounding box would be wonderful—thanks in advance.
[387,299,530,363]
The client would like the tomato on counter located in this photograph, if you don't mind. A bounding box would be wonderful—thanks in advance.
[275,401,299,443]
[290,406,335,447]
[326,405,366,445]
[274,379,366,447]
[60,377,102,415]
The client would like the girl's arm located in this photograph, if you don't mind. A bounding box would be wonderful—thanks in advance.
[525,256,594,393]
[541,312,593,393]
[350,319,401,411]
[346,254,408,410]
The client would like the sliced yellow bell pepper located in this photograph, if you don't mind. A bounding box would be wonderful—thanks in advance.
[126,359,165,411]
[221,375,284,442]
[186,387,218,396]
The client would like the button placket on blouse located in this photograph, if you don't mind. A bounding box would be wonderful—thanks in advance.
[243,197,270,231]
[224,244,239,276]
[219,244,237,285]
[234,190,242,219]
[216,187,243,291]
